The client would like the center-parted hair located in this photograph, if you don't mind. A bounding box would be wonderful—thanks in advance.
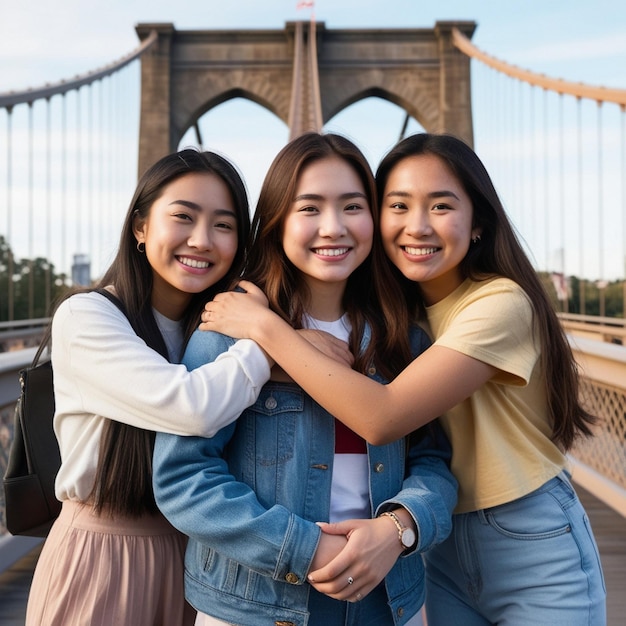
[244,132,413,379]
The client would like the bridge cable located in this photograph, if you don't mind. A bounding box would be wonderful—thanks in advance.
[597,103,605,316]
[577,99,585,315]
[5,108,14,320]
[559,94,567,312]
[27,102,34,319]
[45,100,52,309]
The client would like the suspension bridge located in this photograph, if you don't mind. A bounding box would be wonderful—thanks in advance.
[0,19,625,623]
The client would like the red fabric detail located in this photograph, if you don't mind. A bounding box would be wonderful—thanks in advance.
[334,419,367,454]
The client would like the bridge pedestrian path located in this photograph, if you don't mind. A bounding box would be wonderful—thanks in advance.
[0,486,623,625]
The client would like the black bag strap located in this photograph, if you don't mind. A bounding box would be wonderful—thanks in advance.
[32,325,52,367]
[32,288,130,368]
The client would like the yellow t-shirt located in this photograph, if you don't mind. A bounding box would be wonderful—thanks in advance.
[425,277,567,513]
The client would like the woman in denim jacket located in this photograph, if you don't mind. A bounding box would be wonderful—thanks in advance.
[153,133,457,626]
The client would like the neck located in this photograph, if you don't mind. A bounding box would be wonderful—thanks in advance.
[305,279,346,321]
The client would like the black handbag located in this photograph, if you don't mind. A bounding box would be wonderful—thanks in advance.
[3,289,128,537]
[3,339,59,537]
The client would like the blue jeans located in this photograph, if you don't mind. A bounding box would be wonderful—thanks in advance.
[307,584,394,626]
[424,472,606,625]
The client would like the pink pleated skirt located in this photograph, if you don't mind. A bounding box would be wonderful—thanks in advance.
[25,500,196,626]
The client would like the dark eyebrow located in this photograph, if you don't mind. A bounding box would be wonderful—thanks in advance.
[293,191,368,202]
[384,190,461,201]
[169,200,237,218]
[169,199,202,211]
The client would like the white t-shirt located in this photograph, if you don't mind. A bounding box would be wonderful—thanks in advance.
[303,314,370,522]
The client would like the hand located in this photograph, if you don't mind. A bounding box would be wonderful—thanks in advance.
[200,281,269,338]
[296,329,354,368]
[307,517,403,602]
[310,531,348,572]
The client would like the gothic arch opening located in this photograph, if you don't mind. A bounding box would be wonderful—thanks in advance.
[178,97,288,208]
[324,96,425,169]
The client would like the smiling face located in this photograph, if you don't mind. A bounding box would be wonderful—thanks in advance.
[134,171,239,319]
[380,153,481,305]
[281,156,373,318]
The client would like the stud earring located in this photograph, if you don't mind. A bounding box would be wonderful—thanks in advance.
[137,242,145,253]
[472,235,482,244]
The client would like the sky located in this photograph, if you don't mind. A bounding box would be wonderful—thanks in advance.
[1,0,624,92]
[1,0,625,279]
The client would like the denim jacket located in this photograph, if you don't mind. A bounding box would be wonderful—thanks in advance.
[153,325,457,626]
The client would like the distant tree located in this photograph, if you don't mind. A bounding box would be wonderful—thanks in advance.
[0,235,67,321]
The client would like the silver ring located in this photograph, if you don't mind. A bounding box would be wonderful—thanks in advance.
[347,576,354,585]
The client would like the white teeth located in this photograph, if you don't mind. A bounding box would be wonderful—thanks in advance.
[404,246,438,256]
[179,257,211,269]
[314,248,349,257]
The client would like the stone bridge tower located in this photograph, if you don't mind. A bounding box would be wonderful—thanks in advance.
[135,20,476,175]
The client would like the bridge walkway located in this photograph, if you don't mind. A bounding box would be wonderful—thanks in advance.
[0,486,623,625]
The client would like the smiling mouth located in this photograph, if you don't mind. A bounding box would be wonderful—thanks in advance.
[177,256,212,269]
[403,246,439,256]
[312,247,350,257]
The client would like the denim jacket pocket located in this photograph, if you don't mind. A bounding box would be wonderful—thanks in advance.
[229,384,305,467]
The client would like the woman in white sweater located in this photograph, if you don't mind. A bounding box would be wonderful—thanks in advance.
[25,149,272,626]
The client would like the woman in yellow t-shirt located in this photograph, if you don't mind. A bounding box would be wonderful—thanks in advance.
[201,133,606,625]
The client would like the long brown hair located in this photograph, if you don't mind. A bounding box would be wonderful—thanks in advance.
[376,133,595,450]
[76,148,250,517]
[244,132,412,379]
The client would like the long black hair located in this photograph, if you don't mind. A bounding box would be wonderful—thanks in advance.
[376,133,595,450]
[87,148,250,516]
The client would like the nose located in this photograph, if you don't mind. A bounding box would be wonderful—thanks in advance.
[404,208,433,238]
[319,208,347,238]
[188,224,214,251]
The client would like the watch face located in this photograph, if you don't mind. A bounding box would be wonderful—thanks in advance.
[401,527,416,548]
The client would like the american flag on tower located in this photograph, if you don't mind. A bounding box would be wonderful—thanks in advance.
[296,1,315,9]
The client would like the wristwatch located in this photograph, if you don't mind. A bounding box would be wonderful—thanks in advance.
[379,510,417,551]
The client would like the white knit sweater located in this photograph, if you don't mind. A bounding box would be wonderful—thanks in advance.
[51,291,270,502]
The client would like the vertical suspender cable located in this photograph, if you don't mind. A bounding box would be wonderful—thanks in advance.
[518,80,526,238]
[559,94,567,312]
[61,94,67,281]
[88,85,94,274]
[45,99,52,310]
[76,87,82,268]
[108,76,114,253]
[577,98,585,315]
[597,103,605,317]
[6,108,14,320]
[622,104,626,317]
[27,102,34,318]
[530,85,537,265]
[98,79,104,266]
[543,89,554,272]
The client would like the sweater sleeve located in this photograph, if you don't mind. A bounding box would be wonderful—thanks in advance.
[52,292,271,438]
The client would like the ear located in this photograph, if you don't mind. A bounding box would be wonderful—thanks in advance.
[133,212,146,247]
[471,226,483,241]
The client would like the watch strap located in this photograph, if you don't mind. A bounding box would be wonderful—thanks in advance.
[379,510,415,551]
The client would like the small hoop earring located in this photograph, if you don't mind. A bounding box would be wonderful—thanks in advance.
[472,234,482,244]
[137,241,145,253]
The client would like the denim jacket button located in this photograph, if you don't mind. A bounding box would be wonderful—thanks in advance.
[368,366,376,375]
[374,462,384,473]
[284,572,299,584]
[265,396,278,410]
